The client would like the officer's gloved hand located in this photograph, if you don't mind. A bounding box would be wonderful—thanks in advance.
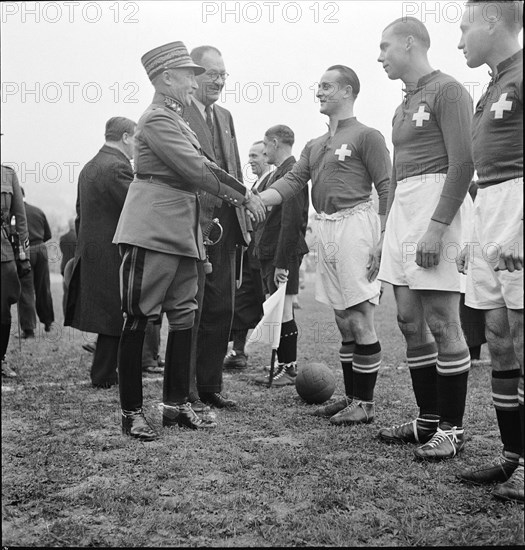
[17,259,31,278]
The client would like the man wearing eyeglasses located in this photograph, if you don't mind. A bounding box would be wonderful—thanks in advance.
[185,45,251,412]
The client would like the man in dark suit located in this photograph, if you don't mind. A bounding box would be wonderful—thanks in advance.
[253,125,309,386]
[224,141,272,370]
[18,189,55,338]
[65,116,136,388]
[186,45,252,410]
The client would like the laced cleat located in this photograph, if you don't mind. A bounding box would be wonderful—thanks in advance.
[330,400,375,426]
[413,426,464,460]
[492,464,524,503]
[254,362,297,387]
[161,403,217,430]
[312,396,352,417]
[223,349,248,370]
[457,451,519,485]
[122,409,159,441]
[378,414,439,445]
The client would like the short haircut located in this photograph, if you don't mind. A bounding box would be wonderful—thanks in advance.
[326,65,361,98]
[105,117,136,141]
[384,16,431,49]
[265,125,295,146]
[466,0,523,31]
[190,45,222,65]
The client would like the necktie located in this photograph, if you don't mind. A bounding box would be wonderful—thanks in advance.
[205,105,214,134]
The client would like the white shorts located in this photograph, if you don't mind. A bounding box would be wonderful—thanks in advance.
[465,178,523,310]
[378,173,470,292]
[314,201,381,310]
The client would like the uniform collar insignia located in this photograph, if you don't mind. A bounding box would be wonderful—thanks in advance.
[164,95,184,115]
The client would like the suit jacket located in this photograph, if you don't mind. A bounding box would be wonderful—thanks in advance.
[65,145,133,336]
[254,156,310,269]
[184,100,250,246]
[113,100,247,257]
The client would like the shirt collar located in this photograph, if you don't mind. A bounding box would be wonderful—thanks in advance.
[255,168,272,187]
[193,97,213,119]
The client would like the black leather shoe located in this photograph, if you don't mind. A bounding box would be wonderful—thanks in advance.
[162,403,217,429]
[21,329,35,339]
[44,324,52,332]
[122,410,159,441]
[199,392,238,409]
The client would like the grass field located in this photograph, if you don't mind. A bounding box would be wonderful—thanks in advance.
[2,274,524,547]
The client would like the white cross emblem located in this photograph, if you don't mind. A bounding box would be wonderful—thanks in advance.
[412,105,430,127]
[335,144,352,161]
[490,92,513,119]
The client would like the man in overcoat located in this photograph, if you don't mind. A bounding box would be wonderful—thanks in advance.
[65,117,136,388]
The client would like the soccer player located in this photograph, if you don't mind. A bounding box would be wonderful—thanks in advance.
[376,17,474,459]
[456,0,523,502]
[258,65,391,426]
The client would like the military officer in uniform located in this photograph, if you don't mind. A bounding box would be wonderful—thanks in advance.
[113,41,265,441]
[1,163,30,378]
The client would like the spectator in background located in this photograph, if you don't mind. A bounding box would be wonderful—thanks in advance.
[65,116,136,389]
[223,141,272,371]
[59,218,77,278]
[18,187,55,338]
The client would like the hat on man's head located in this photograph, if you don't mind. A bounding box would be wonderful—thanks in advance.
[141,41,205,82]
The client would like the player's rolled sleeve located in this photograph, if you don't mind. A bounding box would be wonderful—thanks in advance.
[431,84,474,225]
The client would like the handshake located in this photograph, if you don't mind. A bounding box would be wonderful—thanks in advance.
[243,188,267,224]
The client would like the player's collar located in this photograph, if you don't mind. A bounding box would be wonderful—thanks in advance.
[493,49,523,81]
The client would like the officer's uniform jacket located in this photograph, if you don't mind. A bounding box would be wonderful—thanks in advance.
[1,165,29,263]
[113,97,248,259]
[184,100,250,246]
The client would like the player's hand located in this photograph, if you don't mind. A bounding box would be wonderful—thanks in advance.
[244,193,266,224]
[366,238,383,282]
[17,259,31,278]
[456,245,469,274]
[274,267,289,286]
[494,250,523,272]
[416,223,446,269]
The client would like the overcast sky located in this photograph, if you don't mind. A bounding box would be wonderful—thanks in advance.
[1,1,520,225]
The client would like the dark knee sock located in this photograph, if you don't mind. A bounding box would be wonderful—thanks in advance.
[339,341,355,398]
[436,349,470,428]
[277,319,298,365]
[353,341,381,402]
[407,342,438,416]
[492,369,523,456]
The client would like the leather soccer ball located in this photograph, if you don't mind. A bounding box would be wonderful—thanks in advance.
[296,362,336,404]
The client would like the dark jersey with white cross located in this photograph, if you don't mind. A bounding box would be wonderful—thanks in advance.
[269,117,391,216]
[390,70,474,224]
[472,50,523,188]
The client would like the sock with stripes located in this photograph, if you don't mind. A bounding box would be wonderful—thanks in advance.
[492,369,522,456]
[277,319,298,365]
[407,342,438,417]
[339,341,355,398]
[436,348,470,428]
[353,341,381,402]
